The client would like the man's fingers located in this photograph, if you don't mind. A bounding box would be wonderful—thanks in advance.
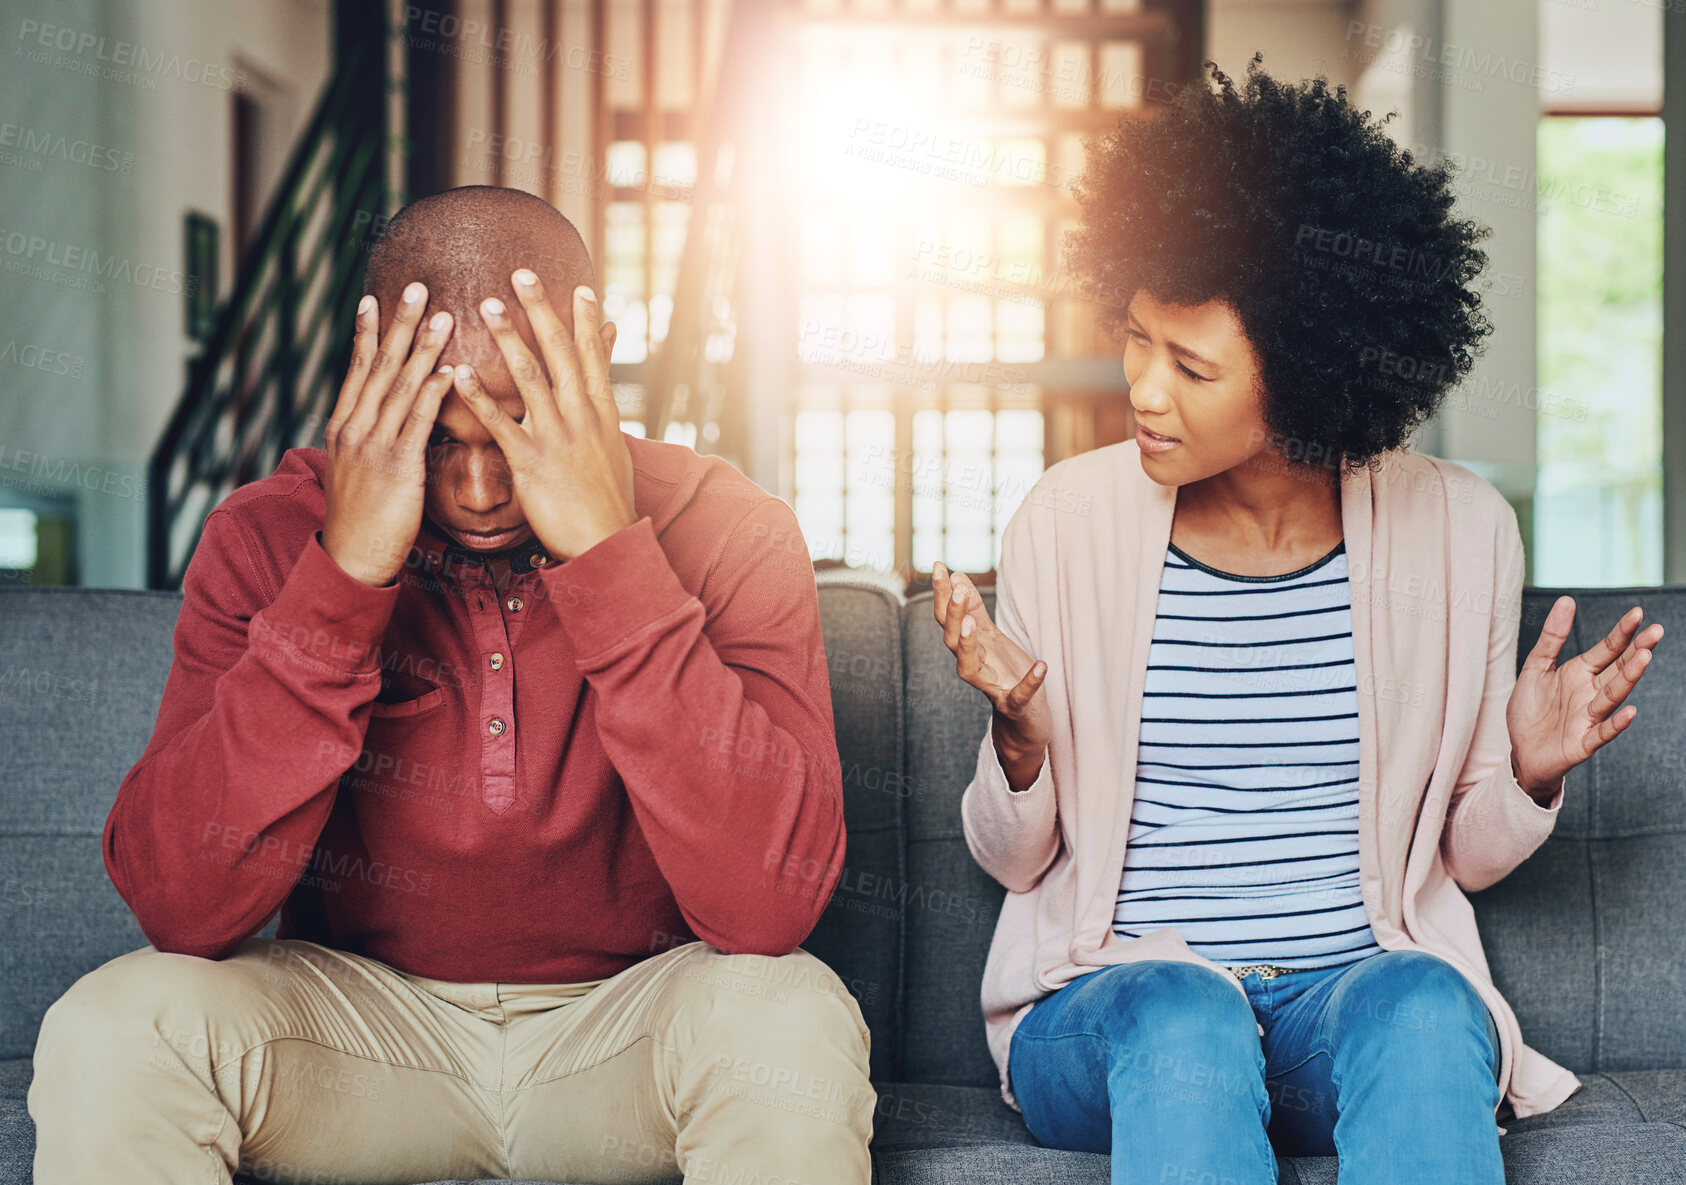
[374,310,454,443]
[479,295,561,431]
[572,286,615,415]
[345,281,429,440]
[395,366,455,458]
[327,294,379,446]
[453,364,531,460]
[510,268,586,417]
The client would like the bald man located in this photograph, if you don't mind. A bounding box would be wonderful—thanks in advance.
[31,186,873,1185]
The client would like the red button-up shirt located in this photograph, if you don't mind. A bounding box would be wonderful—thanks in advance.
[104,438,846,982]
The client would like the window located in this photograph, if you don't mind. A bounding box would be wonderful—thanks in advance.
[1534,116,1664,586]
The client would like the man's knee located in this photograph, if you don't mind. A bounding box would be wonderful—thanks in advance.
[672,947,872,1101]
[37,943,269,1074]
[681,947,866,1035]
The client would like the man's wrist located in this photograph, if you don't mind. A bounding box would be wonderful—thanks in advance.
[540,509,638,562]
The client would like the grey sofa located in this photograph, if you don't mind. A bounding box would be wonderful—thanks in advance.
[2,578,1684,1184]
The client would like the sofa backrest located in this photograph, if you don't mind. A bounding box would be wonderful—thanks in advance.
[806,581,906,1081]
[3,581,1684,1082]
[895,586,1686,1086]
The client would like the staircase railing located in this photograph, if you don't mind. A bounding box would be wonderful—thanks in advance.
[147,23,386,590]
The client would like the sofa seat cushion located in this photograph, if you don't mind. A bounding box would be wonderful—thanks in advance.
[6,1060,1685,1184]
[868,1080,1686,1185]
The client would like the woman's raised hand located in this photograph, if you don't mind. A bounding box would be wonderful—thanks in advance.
[1507,596,1665,802]
[932,561,1052,759]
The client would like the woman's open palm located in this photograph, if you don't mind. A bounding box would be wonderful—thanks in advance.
[1508,596,1664,794]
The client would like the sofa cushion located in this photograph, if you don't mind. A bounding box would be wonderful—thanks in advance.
[8,1059,1686,1185]
[897,592,1007,1088]
[0,589,178,1060]
[867,1079,1686,1185]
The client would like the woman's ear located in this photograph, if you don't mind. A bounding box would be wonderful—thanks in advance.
[600,319,617,360]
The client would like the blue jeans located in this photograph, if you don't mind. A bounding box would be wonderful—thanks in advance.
[1008,950,1503,1185]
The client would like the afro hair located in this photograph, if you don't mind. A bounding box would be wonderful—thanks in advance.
[1065,55,1493,473]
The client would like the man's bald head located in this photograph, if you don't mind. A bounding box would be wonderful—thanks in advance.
[362,185,597,383]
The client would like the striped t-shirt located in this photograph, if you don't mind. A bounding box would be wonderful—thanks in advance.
[1112,538,1383,970]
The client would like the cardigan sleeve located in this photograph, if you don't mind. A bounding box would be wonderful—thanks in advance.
[1441,505,1563,892]
[960,503,1061,895]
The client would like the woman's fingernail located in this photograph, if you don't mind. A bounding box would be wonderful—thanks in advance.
[455,364,473,382]
[403,282,425,304]
[576,286,596,303]
[429,311,451,331]
[357,294,374,316]
[483,297,505,316]
[514,269,537,287]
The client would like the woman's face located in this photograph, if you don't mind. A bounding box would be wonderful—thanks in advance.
[1121,292,1274,486]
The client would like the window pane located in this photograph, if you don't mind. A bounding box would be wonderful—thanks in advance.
[1535,116,1663,586]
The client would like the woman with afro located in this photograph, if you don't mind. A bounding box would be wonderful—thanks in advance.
[929,56,1664,1184]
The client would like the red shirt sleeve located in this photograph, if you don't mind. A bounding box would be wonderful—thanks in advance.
[542,502,846,954]
[103,512,398,958]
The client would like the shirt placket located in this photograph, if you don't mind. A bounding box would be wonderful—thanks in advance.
[459,562,527,813]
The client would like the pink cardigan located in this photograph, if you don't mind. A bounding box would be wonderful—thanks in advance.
[962,439,1581,1121]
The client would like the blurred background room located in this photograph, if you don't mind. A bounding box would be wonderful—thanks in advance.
[0,0,1673,595]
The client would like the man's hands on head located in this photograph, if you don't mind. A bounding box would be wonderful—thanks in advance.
[452,268,636,561]
[322,282,454,587]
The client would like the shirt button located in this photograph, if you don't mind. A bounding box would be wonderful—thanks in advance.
[488,717,507,736]
[506,594,524,612]
[489,652,505,671]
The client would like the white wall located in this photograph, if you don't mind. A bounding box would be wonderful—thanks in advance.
[1540,0,1662,113]
[1206,0,1362,90]
[0,0,329,587]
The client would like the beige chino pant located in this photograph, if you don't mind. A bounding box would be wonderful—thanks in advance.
[29,937,874,1185]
